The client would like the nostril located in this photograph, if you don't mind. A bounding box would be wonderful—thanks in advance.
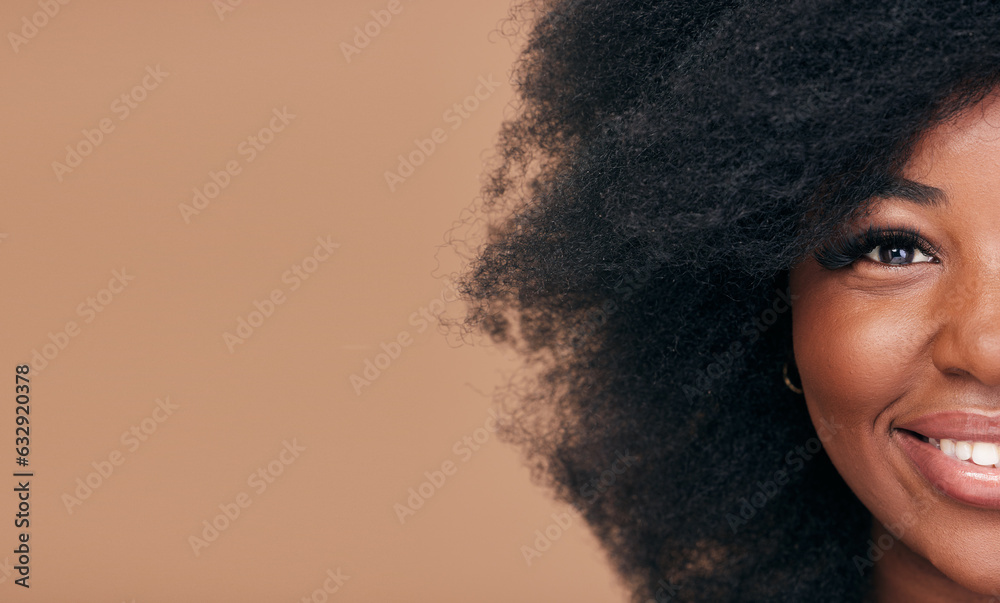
[943,367,972,377]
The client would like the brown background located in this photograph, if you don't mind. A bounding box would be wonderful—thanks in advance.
[0,0,628,601]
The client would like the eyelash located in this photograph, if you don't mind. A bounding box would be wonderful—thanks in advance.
[813,225,941,270]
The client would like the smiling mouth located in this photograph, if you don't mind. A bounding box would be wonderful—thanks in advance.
[913,433,1000,468]
[894,414,1000,509]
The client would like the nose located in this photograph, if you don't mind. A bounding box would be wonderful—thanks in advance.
[931,276,1000,386]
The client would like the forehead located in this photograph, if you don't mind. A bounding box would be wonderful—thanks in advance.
[903,89,1000,186]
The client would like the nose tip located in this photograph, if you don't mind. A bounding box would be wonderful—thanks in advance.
[937,335,1000,385]
[932,281,1000,387]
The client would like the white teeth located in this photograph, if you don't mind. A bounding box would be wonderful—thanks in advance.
[971,442,1000,467]
[935,438,1000,467]
[940,438,956,457]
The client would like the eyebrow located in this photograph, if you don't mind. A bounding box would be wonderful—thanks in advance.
[875,177,948,207]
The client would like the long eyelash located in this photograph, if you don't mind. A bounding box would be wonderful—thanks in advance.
[813,224,939,270]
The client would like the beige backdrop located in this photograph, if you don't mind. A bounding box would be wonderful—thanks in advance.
[0,0,628,601]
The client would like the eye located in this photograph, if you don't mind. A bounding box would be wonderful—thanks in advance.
[862,244,936,265]
[813,224,941,270]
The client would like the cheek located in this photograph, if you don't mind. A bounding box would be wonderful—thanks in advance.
[790,276,931,494]
[794,299,926,417]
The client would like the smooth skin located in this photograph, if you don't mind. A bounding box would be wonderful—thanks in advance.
[790,91,1000,602]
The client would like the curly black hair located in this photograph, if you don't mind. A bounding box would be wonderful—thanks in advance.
[449,1,1000,600]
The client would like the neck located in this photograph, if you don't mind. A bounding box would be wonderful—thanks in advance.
[868,519,996,602]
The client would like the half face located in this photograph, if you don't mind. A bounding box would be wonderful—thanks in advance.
[790,91,1000,597]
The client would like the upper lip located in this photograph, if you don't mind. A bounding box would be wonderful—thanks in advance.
[897,410,1000,443]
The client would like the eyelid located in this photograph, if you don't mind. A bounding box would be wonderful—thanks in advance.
[878,227,938,256]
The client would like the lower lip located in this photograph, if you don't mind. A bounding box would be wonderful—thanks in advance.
[896,430,1000,509]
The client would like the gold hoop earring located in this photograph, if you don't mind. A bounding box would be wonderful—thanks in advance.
[782,361,803,394]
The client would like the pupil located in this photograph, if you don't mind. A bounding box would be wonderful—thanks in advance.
[881,246,910,264]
